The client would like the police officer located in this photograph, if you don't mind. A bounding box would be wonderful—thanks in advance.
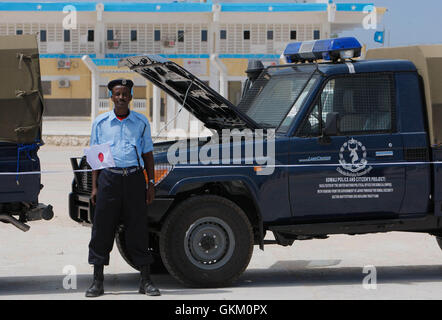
[85,79,160,297]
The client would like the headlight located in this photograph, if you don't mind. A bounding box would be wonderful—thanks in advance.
[144,163,173,185]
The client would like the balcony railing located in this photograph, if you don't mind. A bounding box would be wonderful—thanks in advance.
[99,99,110,110]
[98,99,146,111]
[132,99,146,110]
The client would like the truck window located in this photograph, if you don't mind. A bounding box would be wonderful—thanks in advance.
[277,75,319,133]
[298,73,395,137]
[238,65,319,129]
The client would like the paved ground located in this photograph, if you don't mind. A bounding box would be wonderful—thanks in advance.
[42,117,91,136]
[1,145,442,300]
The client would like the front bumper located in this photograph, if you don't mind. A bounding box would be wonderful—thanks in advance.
[69,192,174,225]
[69,156,175,226]
[69,192,94,224]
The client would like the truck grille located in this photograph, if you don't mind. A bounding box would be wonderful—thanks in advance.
[77,157,92,194]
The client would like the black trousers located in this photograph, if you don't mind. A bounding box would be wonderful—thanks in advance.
[88,169,153,266]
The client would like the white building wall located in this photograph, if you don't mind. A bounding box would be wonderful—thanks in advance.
[0,10,339,56]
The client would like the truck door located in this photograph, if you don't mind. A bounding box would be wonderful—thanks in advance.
[289,73,406,218]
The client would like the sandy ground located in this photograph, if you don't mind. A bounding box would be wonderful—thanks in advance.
[1,145,442,300]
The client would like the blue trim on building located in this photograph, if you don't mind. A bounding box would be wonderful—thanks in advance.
[336,3,374,11]
[92,58,120,66]
[219,54,281,59]
[40,53,96,58]
[0,2,96,11]
[90,54,211,66]
[39,53,281,62]
[105,53,210,59]
[220,3,327,12]
[103,2,212,12]
[0,2,375,13]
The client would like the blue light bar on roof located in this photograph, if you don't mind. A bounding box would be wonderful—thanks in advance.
[284,37,362,63]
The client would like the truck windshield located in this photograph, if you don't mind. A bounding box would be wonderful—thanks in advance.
[237,65,319,130]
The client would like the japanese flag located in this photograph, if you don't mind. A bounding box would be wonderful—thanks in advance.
[84,143,115,170]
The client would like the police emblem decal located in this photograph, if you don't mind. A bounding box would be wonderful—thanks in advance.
[337,138,373,177]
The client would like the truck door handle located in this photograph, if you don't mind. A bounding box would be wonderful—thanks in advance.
[376,151,394,157]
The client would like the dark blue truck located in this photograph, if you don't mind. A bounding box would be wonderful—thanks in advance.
[69,37,442,287]
[0,35,53,232]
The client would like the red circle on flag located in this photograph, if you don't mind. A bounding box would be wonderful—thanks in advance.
[98,152,104,162]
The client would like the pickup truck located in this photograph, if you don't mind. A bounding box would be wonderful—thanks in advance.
[0,35,53,232]
[69,37,442,288]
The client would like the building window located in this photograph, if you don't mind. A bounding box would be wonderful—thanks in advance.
[40,30,47,42]
[201,30,208,42]
[41,81,51,95]
[131,30,137,41]
[149,97,165,122]
[290,30,297,40]
[64,30,70,42]
[177,30,184,42]
[267,30,273,40]
[243,30,250,40]
[16,30,23,35]
[228,81,243,106]
[107,29,114,41]
[87,30,94,42]
[314,30,320,40]
[220,30,227,40]
[154,30,161,41]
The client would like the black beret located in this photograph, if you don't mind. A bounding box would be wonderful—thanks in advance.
[107,79,134,91]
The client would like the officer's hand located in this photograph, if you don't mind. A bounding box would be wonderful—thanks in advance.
[146,185,155,205]
[91,188,98,206]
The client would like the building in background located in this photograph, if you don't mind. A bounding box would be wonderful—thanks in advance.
[0,1,385,136]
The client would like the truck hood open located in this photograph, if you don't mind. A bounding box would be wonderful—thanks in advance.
[118,55,258,131]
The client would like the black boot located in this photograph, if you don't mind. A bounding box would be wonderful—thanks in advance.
[85,265,104,298]
[139,265,161,296]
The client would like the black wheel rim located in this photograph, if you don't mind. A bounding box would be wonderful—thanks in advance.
[184,217,235,270]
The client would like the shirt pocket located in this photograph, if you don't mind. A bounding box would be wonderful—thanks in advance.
[127,137,140,154]
[100,131,116,146]
[103,140,116,147]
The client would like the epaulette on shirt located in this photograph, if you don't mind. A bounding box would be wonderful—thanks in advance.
[131,110,150,126]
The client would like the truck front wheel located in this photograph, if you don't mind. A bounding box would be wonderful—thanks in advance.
[115,227,168,274]
[160,195,254,287]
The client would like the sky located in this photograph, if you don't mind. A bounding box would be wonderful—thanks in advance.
[337,0,442,48]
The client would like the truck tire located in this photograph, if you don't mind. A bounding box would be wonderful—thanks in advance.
[115,227,168,274]
[160,195,254,288]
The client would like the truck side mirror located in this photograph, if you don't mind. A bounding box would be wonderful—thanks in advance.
[324,112,339,136]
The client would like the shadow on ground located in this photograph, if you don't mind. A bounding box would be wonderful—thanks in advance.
[1,261,442,296]
[239,260,442,287]
[0,272,227,297]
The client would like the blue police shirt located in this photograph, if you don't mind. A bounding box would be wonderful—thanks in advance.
[90,110,154,168]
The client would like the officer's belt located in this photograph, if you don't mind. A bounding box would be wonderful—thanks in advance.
[105,166,141,176]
